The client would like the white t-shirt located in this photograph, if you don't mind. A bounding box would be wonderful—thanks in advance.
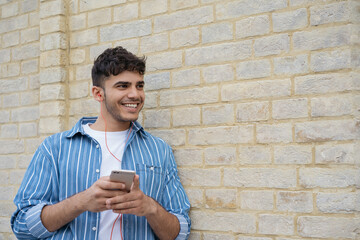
[83,123,129,240]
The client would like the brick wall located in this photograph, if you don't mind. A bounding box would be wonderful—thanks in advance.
[0,0,359,239]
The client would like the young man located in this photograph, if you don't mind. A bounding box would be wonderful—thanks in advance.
[11,47,191,239]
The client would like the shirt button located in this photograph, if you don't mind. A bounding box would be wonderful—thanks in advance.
[96,145,99,148]
[96,169,100,173]
[92,227,97,231]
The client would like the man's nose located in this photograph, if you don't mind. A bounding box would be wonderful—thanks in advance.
[127,86,140,98]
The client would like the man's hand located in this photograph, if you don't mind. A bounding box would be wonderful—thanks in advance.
[105,175,157,217]
[79,176,128,212]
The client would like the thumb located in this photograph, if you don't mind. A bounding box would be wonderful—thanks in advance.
[131,174,140,191]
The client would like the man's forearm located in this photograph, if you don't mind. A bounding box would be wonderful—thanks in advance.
[146,198,180,240]
[41,192,86,232]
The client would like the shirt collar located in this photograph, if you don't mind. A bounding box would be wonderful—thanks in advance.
[66,117,147,138]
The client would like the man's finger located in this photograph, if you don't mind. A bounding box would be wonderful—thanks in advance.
[131,174,140,191]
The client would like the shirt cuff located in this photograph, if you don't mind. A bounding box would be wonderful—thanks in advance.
[25,203,53,239]
[173,213,190,240]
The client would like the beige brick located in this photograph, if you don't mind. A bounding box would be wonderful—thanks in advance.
[274,55,308,75]
[298,216,359,238]
[257,123,292,143]
[236,101,269,122]
[29,74,40,90]
[2,2,19,18]
[259,214,294,235]
[254,34,290,57]
[203,104,234,125]
[202,22,233,44]
[160,86,218,107]
[88,8,111,27]
[185,41,252,66]
[316,192,360,213]
[20,27,39,44]
[144,72,170,91]
[170,0,198,10]
[172,69,200,88]
[311,95,352,117]
[179,168,221,187]
[295,120,359,142]
[0,49,10,63]
[21,59,38,74]
[18,154,33,169]
[315,143,355,164]
[114,3,138,22]
[147,51,182,72]
[295,73,354,95]
[241,190,274,210]
[20,91,39,106]
[0,110,10,123]
[205,189,237,209]
[173,107,200,127]
[143,109,170,128]
[12,43,40,61]
[272,98,308,119]
[236,59,271,80]
[40,16,66,34]
[154,6,213,32]
[311,48,351,72]
[0,14,28,34]
[40,50,67,67]
[69,99,98,116]
[140,33,168,54]
[70,49,86,64]
[0,186,15,200]
[2,31,19,48]
[29,11,39,27]
[0,124,17,138]
[11,106,39,122]
[293,25,350,51]
[3,93,20,108]
[173,148,202,166]
[170,27,199,48]
[89,44,112,61]
[143,91,157,109]
[0,77,27,94]
[0,140,24,154]
[39,117,65,134]
[40,0,65,18]
[189,126,254,145]
[69,14,86,31]
[69,81,89,99]
[79,0,126,12]
[21,0,38,13]
[239,146,271,165]
[0,202,16,217]
[140,0,167,17]
[224,168,296,188]
[25,139,41,154]
[40,102,65,117]
[2,63,20,78]
[238,237,272,240]
[310,2,349,26]
[100,20,151,42]
[184,188,203,208]
[236,15,270,39]
[275,145,312,164]
[188,232,201,240]
[204,146,236,165]
[205,233,235,240]
[149,129,186,146]
[70,28,98,48]
[222,79,291,101]
[203,64,234,83]
[76,64,92,81]
[299,168,360,188]
[272,8,307,32]
[216,0,287,19]
[19,123,37,138]
[40,84,65,101]
[190,211,256,233]
[277,191,313,213]
[40,33,67,51]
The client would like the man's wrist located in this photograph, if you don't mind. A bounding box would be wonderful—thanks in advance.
[145,196,159,218]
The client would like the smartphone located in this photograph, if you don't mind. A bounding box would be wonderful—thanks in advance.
[110,170,136,192]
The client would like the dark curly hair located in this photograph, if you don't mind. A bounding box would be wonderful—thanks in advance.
[91,46,146,88]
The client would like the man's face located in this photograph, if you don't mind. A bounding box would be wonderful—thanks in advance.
[102,71,145,124]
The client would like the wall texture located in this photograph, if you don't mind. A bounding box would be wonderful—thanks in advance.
[0,0,359,239]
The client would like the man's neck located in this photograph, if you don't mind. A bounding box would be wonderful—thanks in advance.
[90,117,131,132]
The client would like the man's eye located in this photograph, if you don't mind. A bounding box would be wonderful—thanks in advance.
[117,84,128,88]
[137,84,144,89]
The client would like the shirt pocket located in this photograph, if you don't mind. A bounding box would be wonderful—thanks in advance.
[136,163,165,201]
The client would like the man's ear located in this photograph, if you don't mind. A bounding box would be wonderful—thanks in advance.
[92,87,103,102]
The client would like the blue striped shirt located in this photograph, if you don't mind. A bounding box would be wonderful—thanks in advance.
[11,117,191,240]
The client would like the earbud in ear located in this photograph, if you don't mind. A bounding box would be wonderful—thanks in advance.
[97,94,102,101]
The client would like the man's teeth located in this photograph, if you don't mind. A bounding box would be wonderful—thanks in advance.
[124,104,137,108]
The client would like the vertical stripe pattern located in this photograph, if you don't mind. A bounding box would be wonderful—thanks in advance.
[11,117,191,240]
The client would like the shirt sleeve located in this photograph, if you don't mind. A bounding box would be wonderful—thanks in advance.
[11,142,56,239]
[162,145,191,240]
